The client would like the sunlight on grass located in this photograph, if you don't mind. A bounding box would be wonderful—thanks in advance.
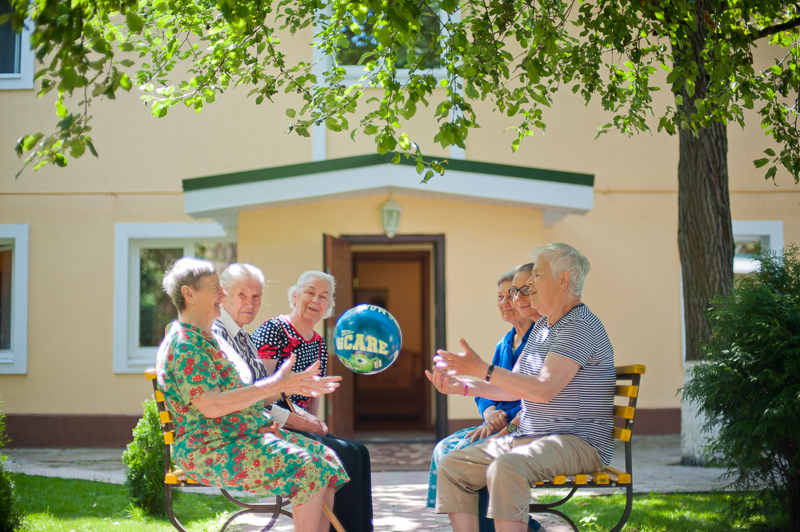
[13,473,253,532]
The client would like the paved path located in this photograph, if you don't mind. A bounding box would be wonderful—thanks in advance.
[4,436,730,531]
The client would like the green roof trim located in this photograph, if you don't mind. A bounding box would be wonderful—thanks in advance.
[182,153,594,192]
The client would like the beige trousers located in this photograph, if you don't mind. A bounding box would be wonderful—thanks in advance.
[435,433,604,523]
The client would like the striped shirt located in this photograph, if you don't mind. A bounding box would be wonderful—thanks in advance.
[515,304,615,465]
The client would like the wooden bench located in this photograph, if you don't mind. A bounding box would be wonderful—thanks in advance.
[145,369,292,532]
[528,364,646,532]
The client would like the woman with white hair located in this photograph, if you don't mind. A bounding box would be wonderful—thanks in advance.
[155,258,347,532]
[426,243,615,532]
[252,270,374,532]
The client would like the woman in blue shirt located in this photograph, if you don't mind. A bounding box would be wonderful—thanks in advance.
[426,264,537,510]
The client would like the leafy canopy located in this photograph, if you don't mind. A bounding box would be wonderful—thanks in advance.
[3,0,799,181]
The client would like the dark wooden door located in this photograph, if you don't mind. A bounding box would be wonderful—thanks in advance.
[323,234,354,439]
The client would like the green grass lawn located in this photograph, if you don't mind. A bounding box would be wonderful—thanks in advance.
[12,473,263,532]
[541,491,766,531]
[12,473,773,532]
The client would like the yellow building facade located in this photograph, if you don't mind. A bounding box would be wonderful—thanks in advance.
[1,22,798,445]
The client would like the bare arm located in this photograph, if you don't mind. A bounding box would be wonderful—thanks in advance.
[432,338,581,403]
[191,356,340,419]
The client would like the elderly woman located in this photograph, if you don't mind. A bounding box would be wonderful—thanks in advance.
[426,244,615,532]
[426,267,534,501]
[427,265,542,532]
[211,263,323,435]
[156,258,348,532]
[252,270,373,532]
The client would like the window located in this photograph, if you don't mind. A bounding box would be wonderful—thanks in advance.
[330,3,450,85]
[0,224,29,374]
[681,220,784,364]
[113,223,236,373]
[0,0,34,90]
[337,6,444,70]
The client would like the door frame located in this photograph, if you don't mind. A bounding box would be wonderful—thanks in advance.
[340,234,448,440]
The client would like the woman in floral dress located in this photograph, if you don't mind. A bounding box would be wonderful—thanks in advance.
[156,258,348,532]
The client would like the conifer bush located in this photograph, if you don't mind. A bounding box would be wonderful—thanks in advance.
[122,399,175,515]
[0,399,23,532]
[682,244,800,531]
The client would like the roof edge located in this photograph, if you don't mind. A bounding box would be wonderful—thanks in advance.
[182,153,594,192]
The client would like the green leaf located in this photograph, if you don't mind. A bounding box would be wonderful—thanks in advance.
[86,139,98,158]
[126,12,144,34]
[753,158,769,168]
[55,100,68,118]
[286,108,296,118]
[764,148,776,157]
[119,74,132,91]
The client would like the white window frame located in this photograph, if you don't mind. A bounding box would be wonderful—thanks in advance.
[113,223,235,373]
[681,220,784,365]
[0,224,29,374]
[0,16,35,90]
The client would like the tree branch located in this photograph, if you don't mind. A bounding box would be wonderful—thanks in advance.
[751,16,800,41]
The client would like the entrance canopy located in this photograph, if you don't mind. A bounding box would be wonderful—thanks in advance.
[182,154,594,227]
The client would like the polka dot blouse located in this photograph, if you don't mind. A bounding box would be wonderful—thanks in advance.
[251,315,328,412]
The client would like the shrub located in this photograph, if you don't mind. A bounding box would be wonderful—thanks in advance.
[122,399,174,515]
[682,244,800,532]
[0,399,24,532]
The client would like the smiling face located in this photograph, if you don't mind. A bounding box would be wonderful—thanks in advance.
[497,280,518,323]
[511,270,540,320]
[223,279,263,327]
[184,273,226,327]
[291,277,331,326]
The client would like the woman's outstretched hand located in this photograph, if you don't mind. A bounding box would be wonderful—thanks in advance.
[433,338,489,379]
[425,366,459,395]
[271,354,341,397]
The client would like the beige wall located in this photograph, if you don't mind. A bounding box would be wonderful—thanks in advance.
[1,25,799,424]
[237,194,544,420]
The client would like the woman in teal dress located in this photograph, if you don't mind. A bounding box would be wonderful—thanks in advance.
[155,257,348,532]
[427,264,544,532]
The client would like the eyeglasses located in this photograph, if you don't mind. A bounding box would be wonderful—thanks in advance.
[508,286,533,298]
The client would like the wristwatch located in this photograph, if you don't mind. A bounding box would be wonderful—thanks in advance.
[507,422,517,433]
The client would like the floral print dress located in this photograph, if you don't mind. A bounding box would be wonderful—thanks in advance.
[156,321,348,505]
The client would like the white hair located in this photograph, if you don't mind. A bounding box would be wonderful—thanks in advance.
[528,243,590,298]
[288,270,336,319]
[220,263,265,292]
[162,257,216,311]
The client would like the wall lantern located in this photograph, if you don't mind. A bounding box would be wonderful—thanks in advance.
[381,196,402,238]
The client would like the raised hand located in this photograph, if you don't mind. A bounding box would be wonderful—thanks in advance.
[276,354,341,397]
[425,366,459,395]
[434,338,489,379]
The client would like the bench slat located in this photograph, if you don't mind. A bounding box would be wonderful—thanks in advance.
[615,385,638,398]
[163,431,174,445]
[603,466,631,484]
[592,471,610,484]
[159,410,172,424]
[614,405,635,419]
[155,390,165,402]
[145,369,157,380]
[613,427,632,442]
[615,364,646,375]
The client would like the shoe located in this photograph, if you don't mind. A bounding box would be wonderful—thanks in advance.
[528,516,547,532]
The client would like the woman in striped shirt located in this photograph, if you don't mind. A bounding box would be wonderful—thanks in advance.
[426,243,615,532]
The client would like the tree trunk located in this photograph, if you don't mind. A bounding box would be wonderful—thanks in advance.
[673,2,734,464]
[673,1,734,364]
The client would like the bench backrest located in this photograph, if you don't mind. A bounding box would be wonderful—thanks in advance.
[145,368,182,483]
[613,364,646,477]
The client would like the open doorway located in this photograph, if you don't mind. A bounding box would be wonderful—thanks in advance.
[352,251,431,436]
[324,234,447,442]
